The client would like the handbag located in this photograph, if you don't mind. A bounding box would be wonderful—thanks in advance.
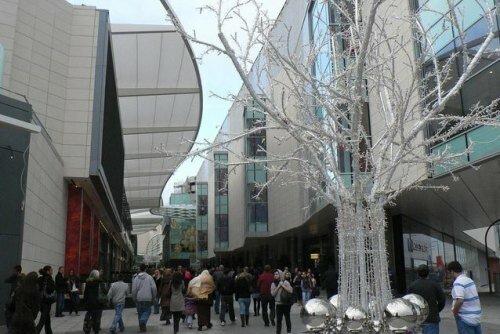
[280,287,294,305]
[41,281,56,304]
[98,283,108,306]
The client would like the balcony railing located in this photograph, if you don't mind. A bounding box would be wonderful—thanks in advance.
[431,125,500,176]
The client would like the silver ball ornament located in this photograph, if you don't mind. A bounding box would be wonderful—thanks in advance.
[403,293,429,325]
[300,298,336,331]
[343,306,367,332]
[329,294,339,310]
[384,298,418,331]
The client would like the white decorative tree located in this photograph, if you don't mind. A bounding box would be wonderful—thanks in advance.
[163,0,499,325]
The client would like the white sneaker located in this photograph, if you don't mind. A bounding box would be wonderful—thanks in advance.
[221,321,225,326]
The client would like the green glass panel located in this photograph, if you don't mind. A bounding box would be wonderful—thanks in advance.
[431,134,468,175]
[468,126,500,162]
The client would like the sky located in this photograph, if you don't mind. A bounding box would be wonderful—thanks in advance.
[67,0,286,203]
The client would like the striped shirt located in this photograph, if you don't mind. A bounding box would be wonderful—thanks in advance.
[451,273,481,325]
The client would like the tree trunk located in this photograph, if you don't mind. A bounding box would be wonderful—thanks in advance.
[336,200,392,321]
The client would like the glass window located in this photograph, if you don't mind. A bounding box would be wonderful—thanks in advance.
[247,163,267,183]
[461,61,500,113]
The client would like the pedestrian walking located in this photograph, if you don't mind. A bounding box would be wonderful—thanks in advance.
[132,264,157,332]
[4,265,23,330]
[257,265,276,327]
[218,268,235,326]
[83,269,106,334]
[107,273,129,334]
[36,265,56,334]
[212,265,224,315]
[170,272,185,334]
[67,269,80,316]
[184,296,197,329]
[9,271,40,334]
[271,270,293,334]
[235,268,252,327]
[447,261,482,334]
[187,269,215,331]
[292,270,302,306]
[408,264,446,334]
[159,268,173,325]
[301,272,313,303]
[152,269,162,314]
[250,268,261,316]
[55,266,68,317]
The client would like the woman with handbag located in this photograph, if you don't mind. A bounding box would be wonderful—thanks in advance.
[83,270,106,334]
[36,265,55,334]
[271,270,293,334]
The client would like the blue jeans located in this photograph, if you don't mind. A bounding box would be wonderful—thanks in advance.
[136,301,152,325]
[110,303,125,332]
[56,292,65,315]
[214,290,221,314]
[456,318,482,334]
[302,290,311,303]
[422,322,440,334]
[238,298,251,315]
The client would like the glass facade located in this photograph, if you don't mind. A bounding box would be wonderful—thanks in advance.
[214,152,229,249]
[244,101,268,232]
[308,1,372,186]
[418,0,500,137]
[401,216,482,291]
[196,183,208,258]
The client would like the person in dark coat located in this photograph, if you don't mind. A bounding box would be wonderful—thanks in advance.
[55,266,68,317]
[4,265,23,330]
[36,265,56,334]
[83,269,106,334]
[234,269,252,327]
[218,268,236,325]
[152,269,162,314]
[322,265,338,299]
[9,271,40,334]
[68,269,80,316]
[159,268,173,325]
[408,264,446,334]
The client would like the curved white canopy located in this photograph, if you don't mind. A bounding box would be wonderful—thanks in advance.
[111,23,202,227]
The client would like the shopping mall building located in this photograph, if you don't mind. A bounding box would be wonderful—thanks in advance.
[186,0,500,295]
[0,0,202,325]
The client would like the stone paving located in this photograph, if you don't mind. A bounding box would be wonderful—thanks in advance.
[2,293,500,333]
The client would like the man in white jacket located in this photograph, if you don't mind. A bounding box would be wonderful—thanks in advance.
[132,264,157,332]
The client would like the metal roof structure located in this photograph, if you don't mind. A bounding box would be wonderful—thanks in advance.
[111,16,202,234]
[150,205,197,221]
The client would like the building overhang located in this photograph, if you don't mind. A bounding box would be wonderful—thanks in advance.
[111,7,202,235]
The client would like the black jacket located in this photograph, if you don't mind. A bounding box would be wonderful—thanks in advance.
[408,278,446,323]
[38,274,56,305]
[234,276,251,300]
[55,272,68,293]
[84,279,105,310]
[218,274,235,296]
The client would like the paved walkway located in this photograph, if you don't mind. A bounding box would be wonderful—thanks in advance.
[2,293,500,333]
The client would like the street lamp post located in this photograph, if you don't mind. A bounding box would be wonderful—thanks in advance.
[485,218,500,294]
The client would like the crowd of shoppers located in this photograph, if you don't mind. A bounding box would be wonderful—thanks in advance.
[4,260,482,334]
